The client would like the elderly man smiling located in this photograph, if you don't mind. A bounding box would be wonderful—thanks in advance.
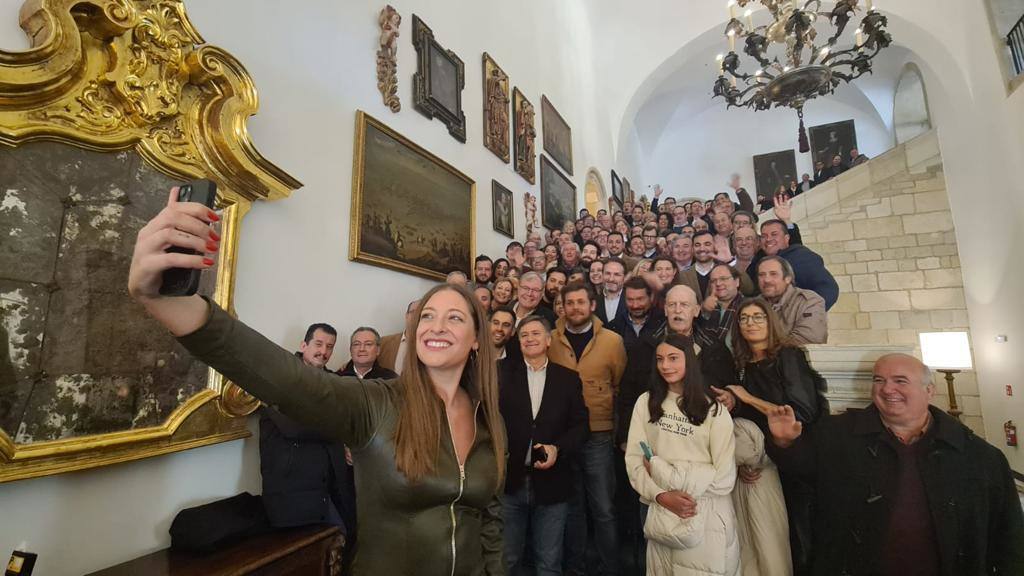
[765,353,1024,575]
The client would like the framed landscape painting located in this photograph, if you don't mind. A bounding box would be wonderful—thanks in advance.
[809,119,857,167]
[541,95,572,176]
[752,149,797,201]
[540,155,576,231]
[351,111,474,280]
[491,180,514,238]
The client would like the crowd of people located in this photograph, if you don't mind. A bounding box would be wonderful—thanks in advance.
[127,181,1022,576]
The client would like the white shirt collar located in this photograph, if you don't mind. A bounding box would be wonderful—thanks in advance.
[566,320,594,334]
[524,357,549,372]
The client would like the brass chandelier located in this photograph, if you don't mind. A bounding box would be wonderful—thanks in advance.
[712,0,892,152]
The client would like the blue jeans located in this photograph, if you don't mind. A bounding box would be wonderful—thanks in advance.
[503,476,569,576]
[564,431,618,575]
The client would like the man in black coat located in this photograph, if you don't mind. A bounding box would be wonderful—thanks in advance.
[259,323,351,531]
[595,257,628,326]
[766,353,1024,576]
[499,315,590,576]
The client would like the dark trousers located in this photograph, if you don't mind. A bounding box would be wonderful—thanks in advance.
[504,475,569,576]
[564,431,619,576]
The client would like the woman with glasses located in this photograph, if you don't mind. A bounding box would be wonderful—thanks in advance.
[728,296,827,576]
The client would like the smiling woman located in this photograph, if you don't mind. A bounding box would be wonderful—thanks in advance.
[125,192,506,575]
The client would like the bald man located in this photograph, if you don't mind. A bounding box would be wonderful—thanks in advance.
[766,353,1024,575]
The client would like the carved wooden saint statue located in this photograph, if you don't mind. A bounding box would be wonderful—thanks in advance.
[482,53,510,162]
[377,5,402,112]
[514,92,536,184]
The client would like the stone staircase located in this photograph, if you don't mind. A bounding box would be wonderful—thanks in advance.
[763,130,983,435]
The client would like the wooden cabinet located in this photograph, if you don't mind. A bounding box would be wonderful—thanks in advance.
[87,525,343,576]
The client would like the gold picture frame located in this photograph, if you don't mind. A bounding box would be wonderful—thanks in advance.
[0,0,301,483]
[350,111,475,281]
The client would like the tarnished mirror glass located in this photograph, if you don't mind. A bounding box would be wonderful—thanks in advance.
[1,142,218,442]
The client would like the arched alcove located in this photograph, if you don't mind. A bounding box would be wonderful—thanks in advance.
[893,62,933,144]
[584,167,607,214]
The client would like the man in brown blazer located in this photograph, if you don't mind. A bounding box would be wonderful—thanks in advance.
[377,299,419,374]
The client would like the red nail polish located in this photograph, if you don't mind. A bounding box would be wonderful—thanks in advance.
[206,241,219,252]
[208,211,220,222]
[203,257,215,266]
[209,229,221,242]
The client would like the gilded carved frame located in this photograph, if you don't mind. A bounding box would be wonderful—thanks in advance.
[0,0,301,482]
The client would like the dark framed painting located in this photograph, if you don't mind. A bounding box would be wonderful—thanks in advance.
[752,149,798,201]
[809,119,857,168]
[611,169,623,205]
[541,95,572,176]
[411,15,466,142]
[512,87,536,184]
[482,53,510,163]
[491,180,514,238]
[622,177,633,202]
[351,111,474,280]
[540,155,576,231]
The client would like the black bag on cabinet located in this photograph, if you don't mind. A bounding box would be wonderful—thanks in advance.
[169,492,272,553]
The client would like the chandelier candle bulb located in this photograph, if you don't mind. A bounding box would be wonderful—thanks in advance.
[728,0,736,19]
[728,29,736,51]
[745,9,753,29]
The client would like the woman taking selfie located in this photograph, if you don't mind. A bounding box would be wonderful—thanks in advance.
[127,189,506,576]
[625,334,739,576]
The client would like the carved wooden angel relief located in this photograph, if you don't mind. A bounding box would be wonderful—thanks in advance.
[376,5,401,113]
[0,0,301,482]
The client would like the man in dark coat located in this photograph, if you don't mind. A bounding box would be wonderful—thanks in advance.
[259,323,351,532]
[499,315,589,575]
[761,218,839,310]
[766,353,1024,576]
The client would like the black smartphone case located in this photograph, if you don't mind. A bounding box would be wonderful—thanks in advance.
[159,179,218,297]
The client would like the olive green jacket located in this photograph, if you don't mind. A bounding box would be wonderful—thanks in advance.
[178,302,504,576]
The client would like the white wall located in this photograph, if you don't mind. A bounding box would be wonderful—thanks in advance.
[0,1,617,573]
[639,93,892,201]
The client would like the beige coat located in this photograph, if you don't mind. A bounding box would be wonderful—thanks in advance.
[548,316,627,432]
[772,285,827,345]
[377,333,403,373]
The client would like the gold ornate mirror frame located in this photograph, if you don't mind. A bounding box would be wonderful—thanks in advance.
[0,0,301,482]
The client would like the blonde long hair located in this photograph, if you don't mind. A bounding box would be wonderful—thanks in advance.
[394,284,506,489]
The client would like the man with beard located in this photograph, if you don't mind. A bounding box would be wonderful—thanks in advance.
[612,278,666,448]
[260,323,354,543]
[548,282,626,576]
[606,231,626,259]
[595,258,628,325]
[758,256,828,345]
[581,240,600,265]
[680,230,755,300]
[473,254,493,287]
[490,306,517,362]
[760,218,838,310]
[542,268,568,311]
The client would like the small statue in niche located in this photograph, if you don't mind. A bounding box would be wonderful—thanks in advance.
[515,98,536,182]
[524,191,538,236]
[376,5,402,113]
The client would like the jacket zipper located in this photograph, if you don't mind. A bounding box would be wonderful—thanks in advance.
[444,401,479,576]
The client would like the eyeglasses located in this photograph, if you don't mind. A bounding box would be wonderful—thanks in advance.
[519,286,542,295]
[738,313,768,325]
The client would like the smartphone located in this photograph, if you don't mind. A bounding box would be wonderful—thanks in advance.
[159,179,218,297]
[531,445,548,465]
[640,441,653,460]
